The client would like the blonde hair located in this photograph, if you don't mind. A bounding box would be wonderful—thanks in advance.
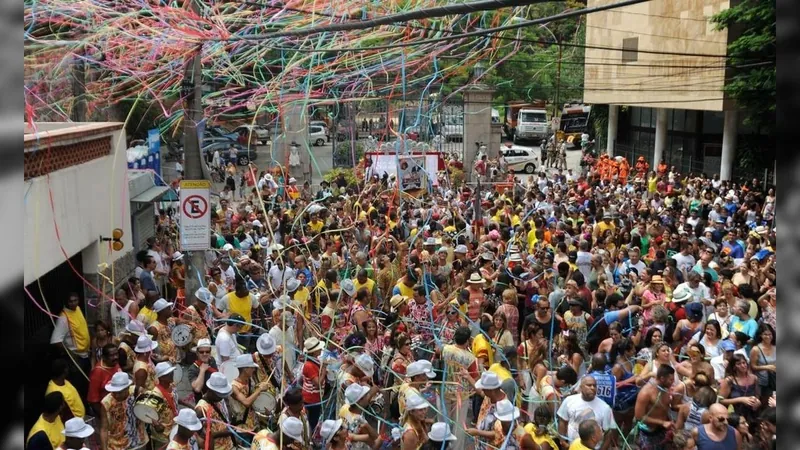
[502,288,517,304]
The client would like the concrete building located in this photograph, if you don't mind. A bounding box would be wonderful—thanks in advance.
[584,0,773,180]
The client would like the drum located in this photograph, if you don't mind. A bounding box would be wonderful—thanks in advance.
[220,360,239,382]
[133,394,162,423]
[253,391,276,414]
[173,364,183,384]
[171,324,193,348]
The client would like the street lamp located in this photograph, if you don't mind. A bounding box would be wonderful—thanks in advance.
[472,62,486,81]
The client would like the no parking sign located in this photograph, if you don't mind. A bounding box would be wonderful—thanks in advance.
[179,180,211,251]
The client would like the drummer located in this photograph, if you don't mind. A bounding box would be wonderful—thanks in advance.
[167,408,203,450]
[100,372,148,450]
[251,416,306,450]
[229,354,270,448]
[150,362,180,448]
[180,287,214,357]
[148,298,177,363]
[278,387,312,448]
[195,372,235,450]
[119,320,147,374]
[133,335,159,394]
[60,417,96,450]
[188,338,218,405]
[254,334,280,392]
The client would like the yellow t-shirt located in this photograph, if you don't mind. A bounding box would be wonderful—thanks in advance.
[139,306,157,326]
[569,439,593,450]
[394,281,415,298]
[510,214,522,227]
[26,415,64,449]
[648,176,658,193]
[308,220,324,234]
[472,334,494,367]
[46,380,85,418]
[225,292,254,332]
[353,278,376,296]
[294,287,311,319]
[443,225,457,234]
[524,424,559,450]
[488,363,512,382]
[527,229,538,253]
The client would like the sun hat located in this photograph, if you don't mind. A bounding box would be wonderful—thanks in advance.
[155,362,176,379]
[194,287,213,305]
[509,253,523,263]
[670,285,693,303]
[153,298,174,313]
[234,353,259,369]
[206,372,233,396]
[281,416,305,442]
[454,245,468,254]
[428,422,457,442]
[406,360,436,379]
[174,408,203,432]
[125,320,147,336]
[134,335,158,353]
[650,275,664,284]
[273,295,291,311]
[257,334,277,356]
[481,252,495,261]
[467,273,486,284]
[105,372,133,392]
[405,392,430,411]
[340,279,357,297]
[192,338,212,352]
[390,294,410,310]
[258,237,269,247]
[62,418,95,438]
[285,278,301,293]
[354,354,375,377]
[304,337,324,354]
[494,399,521,421]
[344,383,371,405]
[425,237,436,246]
[474,371,502,390]
[320,419,343,444]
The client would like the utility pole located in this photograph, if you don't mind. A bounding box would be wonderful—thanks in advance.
[553,38,562,147]
[71,48,86,122]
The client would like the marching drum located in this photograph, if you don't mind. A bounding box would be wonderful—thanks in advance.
[171,324,193,348]
[173,364,183,384]
[133,394,162,424]
[220,360,239,382]
[253,391,277,414]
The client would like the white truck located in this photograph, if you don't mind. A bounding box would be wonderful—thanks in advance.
[513,107,550,144]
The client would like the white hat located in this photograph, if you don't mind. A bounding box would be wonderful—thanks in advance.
[62,418,95,438]
[194,287,213,305]
[467,272,486,284]
[174,408,203,432]
[474,371,502,390]
[222,243,234,251]
[257,334,277,356]
[280,416,305,442]
[268,243,284,252]
[251,220,263,228]
[172,251,184,261]
[354,353,375,377]
[234,353,258,369]
[320,419,343,444]
[304,337,325,354]
[134,335,158,353]
[494,399,520,421]
[206,372,232,395]
[288,177,297,184]
[509,253,523,262]
[258,237,270,247]
[155,362,176,379]
[405,392,430,411]
[105,372,133,392]
[406,360,436,379]
[671,285,693,304]
[345,383,371,405]
[390,294,409,311]
[391,428,403,442]
[454,245,468,254]
[192,338,212,352]
[340,279,356,297]
[273,295,291,311]
[428,422,457,442]
[125,320,147,336]
[153,298,174,313]
[285,278,301,293]
[425,237,436,246]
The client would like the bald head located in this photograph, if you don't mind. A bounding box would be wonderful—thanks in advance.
[591,354,608,372]
[708,403,727,415]
[708,403,729,431]
[580,375,597,401]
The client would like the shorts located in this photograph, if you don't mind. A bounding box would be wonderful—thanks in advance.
[636,426,668,450]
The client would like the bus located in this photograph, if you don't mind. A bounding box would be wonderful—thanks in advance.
[558,104,592,149]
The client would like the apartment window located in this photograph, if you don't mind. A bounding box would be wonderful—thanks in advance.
[622,37,639,63]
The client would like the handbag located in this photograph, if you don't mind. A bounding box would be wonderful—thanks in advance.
[758,345,777,391]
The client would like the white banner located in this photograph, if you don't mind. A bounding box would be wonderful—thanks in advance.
[367,154,439,186]
[179,180,211,251]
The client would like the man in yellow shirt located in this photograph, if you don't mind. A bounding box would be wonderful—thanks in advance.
[471,317,494,369]
[568,419,603,450]
[592,211,615,243]
[46,359,85,420]
[26,391,65,449]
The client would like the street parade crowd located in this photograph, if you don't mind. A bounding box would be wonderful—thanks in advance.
[30,145,778,450]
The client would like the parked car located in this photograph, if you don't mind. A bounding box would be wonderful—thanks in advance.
[202,141,258,166]
[232,125,270,145]
[309,125,328,146]
[500,145,538,174]
[206,126,239,141]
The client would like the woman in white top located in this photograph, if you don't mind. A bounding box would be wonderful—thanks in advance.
[687,320,723,359]
[110,288,139,338]
[707,302,732,339]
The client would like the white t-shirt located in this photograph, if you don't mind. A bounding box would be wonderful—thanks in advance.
[675,281,711,304]
[147,249,166,274]
[557,394,617,449]
[215,328,240,362]
[269,326,297,371]
[268,265,296,291]
[622,259,647,277]
[576,251,593,280]
[672,253,696,274]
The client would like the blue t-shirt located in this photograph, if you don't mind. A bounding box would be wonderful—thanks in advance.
[729,316,758,339]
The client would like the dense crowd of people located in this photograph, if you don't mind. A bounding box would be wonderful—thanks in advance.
[31,150,778,450]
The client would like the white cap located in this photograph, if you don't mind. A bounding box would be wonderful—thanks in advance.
[344,383,371,405]
[134,335,158,353]
[320,419,343,444]
[62,418,95,438]
[192,338,212,352]
[194,287,213,305]
[104,372,132,392]
[281,416,305,442]
[474,371,502,390]
[222,243,234,251]
[405,392,430,411]
[172,251,184,261]
[425,237,436,246]
[288,177,297,183]
[174,408,203,431]
[251,220,263,228]
[494,398,520,421]
[340,279,356,297]
[155,362,176,379]
[153,298,174,313]
[234,354,258,369]
[257,334,277,356]
[354,353,374,377]
[428,422,457,442]
[406,360,436,379]
[206,372,232,396]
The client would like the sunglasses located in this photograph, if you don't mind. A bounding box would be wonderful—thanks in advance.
[197,350,211,355]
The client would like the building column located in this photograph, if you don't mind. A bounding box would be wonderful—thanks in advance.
[606,104,618,156]
[462,87,495,182]
[653,108,669,168]
[720,110,738,181]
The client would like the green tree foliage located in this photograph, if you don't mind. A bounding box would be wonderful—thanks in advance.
[711,0,775,133]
